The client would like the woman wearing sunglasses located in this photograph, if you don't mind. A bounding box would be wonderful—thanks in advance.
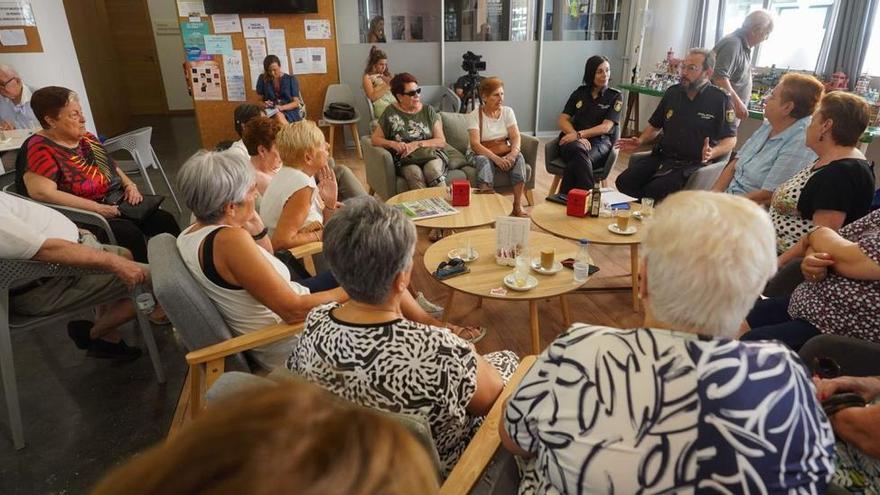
[371,72,448,190]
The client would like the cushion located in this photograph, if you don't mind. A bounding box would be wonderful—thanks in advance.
[440,111,472,153]
[445,146,468,170]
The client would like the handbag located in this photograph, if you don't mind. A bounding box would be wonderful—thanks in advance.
[479,109,511,156]
[324,102,355,120]
[103,188,165,222]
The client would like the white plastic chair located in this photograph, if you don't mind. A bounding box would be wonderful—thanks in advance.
[0,261,165,449]
[322,84,362,159]
[102,127,181,212]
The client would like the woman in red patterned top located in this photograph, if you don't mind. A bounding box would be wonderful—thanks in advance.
[18,86,179,261]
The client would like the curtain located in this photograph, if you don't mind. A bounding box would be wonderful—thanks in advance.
[816,0,879,88]
[689,0,711,48]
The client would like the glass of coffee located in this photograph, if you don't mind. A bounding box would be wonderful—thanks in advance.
[540,248,555,270]
[616,210,632,231]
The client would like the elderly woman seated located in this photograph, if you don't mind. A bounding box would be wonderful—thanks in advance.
[501,191,835,493]
[240,115,282,196]
[711,73,824,205]
[741,208,880,350]
[772,91,874,266]
[286,197,519,476]
[19,86,180,262]
[176,150,347,368]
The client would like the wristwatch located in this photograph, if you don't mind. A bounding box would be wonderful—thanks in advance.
[251,227,269,241]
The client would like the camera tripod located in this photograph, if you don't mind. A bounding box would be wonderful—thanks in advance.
[458,74,484,113]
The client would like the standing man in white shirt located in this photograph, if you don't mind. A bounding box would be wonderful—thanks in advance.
[1,192,148,360]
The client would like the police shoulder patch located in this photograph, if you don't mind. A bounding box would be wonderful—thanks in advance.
[726,109,735,122]
[666,109,674,119]
[613,100,622,112]
[575,100,583,109]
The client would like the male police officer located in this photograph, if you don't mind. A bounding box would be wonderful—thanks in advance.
[615,48,737,202]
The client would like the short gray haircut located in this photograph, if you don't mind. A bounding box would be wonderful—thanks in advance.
[177,150,255,224]
[743,10,774,33]
[642,191,777,338]
[688,47,715,71]
[323,197,416,305]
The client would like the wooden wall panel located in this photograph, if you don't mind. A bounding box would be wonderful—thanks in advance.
[189,0,339,149]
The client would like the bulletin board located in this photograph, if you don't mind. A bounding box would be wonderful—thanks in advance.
[182,0,339,149]
[0,0,42,54]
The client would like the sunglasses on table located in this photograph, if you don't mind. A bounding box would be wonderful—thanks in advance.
[401,87,422,97]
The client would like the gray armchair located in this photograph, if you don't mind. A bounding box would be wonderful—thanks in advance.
[363,111,537,204]
[544,125,621,196]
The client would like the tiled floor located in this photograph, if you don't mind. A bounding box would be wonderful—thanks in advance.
[0,113,644,493]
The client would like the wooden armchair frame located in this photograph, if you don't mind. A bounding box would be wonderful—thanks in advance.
[184,322,535,493]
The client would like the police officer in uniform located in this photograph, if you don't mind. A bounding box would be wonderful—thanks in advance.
[557,55,622,194]
[616,48,737,203]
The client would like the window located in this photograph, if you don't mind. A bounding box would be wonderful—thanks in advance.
[444,0,540,42]
[542,0,622,41]
[861,6,880,75]
[719,0,833,70]
[357,0,441,43]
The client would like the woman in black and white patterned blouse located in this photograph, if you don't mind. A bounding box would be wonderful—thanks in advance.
[501,191,834,494]
[286,196,518,476]
[743,208,880,350]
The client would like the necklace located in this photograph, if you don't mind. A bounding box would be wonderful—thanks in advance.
[342,300,402,320]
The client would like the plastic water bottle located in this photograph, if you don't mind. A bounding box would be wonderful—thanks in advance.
[573,239,591,283]
[134,287,156,314]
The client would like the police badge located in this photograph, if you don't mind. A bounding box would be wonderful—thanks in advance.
[726,109,735,122]
[576,100,583,109]
[614,100,622,112]
[666,109,674,119]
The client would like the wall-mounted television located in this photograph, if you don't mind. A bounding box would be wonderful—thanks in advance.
[203,0,318,14]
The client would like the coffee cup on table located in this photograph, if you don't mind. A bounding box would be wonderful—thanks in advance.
[540,248,555,270]
[616,210,632,231]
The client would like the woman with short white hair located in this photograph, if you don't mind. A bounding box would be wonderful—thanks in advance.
[176,150,347,368]
[501,191,834,494]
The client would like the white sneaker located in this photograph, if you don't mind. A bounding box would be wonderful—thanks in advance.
[416,292,444,318]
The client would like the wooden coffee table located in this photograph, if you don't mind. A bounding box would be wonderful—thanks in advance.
[531,201,644,312]
[423,229,590,354]
[386,187,512,230]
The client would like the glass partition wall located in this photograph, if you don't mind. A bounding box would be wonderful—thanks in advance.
[335,0,628,135]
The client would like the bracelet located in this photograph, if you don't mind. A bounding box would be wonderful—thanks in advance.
[251,227,269,241]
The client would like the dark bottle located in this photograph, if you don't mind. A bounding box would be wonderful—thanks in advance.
[589,185,601,217]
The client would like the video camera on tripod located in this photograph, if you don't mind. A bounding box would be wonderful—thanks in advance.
[455,51,487,112]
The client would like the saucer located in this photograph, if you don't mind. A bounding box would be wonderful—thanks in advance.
[448,248,479,263]
[608,223,637,235]
[503,273,538,291]
[530,258,563,275]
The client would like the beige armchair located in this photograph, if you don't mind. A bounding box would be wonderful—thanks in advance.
[363,111,537,204]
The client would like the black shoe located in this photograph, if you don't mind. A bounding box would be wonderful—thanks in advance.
[86,339,142,361]
[67,320,94,350]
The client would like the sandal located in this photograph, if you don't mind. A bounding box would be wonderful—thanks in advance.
[451,325,488,344]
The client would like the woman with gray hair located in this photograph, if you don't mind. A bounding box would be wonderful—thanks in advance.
[176,150,346,368]
[287,196,519,476]
[501,191,834,493]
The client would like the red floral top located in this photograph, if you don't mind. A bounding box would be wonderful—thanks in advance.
[25,132,119,201]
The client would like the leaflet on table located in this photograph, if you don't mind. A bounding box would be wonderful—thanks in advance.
[392,198,458,220]
[495,216,530,265]
[600,188,637,209]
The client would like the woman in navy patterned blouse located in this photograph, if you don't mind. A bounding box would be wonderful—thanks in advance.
[501,191,835,494]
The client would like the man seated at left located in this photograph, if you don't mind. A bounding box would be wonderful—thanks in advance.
[1,191,148,361]
[615,48,737,202]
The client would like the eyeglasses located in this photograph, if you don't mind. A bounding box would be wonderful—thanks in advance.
[0,76,16,89]
[682,64,703,73]
[401,87,422,97]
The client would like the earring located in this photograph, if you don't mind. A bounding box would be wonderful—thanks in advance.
[818,133,824,142]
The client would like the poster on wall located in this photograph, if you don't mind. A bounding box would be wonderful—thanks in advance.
[203,34,233,55]
[304,19,331,40]
[267,29,289,73]
[181,21,211,61]
[0,1,35,26]
[391,15,405,41]
[0,28,26,45]
[245,37,267,90]
[223,50,246,101]
[242,17,269,38]
[290,47,326,75]
[176,1,205,18]
[211,14,241,33]
[190,60,222,100]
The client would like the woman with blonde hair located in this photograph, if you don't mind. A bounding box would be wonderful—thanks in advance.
[90,381,439,495]
[362,46,395,118]
[467,77,529,217]
[367,15,386,43]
